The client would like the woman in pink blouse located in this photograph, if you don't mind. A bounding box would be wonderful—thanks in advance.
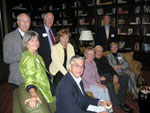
[82,48,112,112]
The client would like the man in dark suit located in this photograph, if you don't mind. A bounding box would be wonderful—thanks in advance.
[56,55,109,113]
[34,12,56,81]
[3,13,31,89]
[94,45,133,113]
[96,14,118,51]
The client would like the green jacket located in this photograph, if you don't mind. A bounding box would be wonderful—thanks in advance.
[20,51,53,103]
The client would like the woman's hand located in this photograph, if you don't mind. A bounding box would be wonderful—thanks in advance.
[96,83,106,89]
[24,95,42,108]
[25,88,42,108]
[113,65,121,70]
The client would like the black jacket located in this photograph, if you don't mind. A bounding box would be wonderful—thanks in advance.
[33,26,57,71]
[96,26,118,51]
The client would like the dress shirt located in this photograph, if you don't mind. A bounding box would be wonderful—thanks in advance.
[105,25,110,39]
[70,72,84,95]
[44,25,55,49]
[18,28,25,37]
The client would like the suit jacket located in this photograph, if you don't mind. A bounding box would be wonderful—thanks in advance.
[96,26,118,51]
[20,51,53,103]
[3,29,23,85]
[56,72,99,113]
[107,53,130,75]
[49,42,75,76]
[34,26,57,71]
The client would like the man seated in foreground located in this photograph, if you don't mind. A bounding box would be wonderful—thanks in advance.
[56,55,109,113]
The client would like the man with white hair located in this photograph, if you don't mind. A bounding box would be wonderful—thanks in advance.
[94,45,133,113]
[56,55,108,113]
[3,13,31,89]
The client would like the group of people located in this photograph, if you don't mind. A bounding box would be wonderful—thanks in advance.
[3,12,138,113]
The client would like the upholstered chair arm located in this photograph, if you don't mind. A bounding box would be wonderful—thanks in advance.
[132,60,142,76]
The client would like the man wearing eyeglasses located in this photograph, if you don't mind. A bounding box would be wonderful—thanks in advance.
[56,55,109,113]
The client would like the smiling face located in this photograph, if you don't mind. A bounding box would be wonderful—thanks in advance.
[85,50,95,62]
[110,44,118,53]
[17,14,30,32]
[60,34,69,47]
[44,13,54,28]
[95,46,103,59]
[69,58,84,78]
[27,36,39,54]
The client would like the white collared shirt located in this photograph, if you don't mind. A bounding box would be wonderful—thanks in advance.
[70,72,84,95]
[18,28,25,37]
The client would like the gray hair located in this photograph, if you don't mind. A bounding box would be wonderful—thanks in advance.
[44,12,54,20]
[17,13,31,22]
[95,45,103,51]
[70,55,85,65]
[22,30,39,52]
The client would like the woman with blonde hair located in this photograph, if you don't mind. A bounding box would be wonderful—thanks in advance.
[82,47,113,112]
[107,42,138,101]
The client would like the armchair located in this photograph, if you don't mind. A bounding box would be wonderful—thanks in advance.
[13,84,56,113]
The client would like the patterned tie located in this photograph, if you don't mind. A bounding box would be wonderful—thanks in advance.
[49,30,55,45]
[106,28,109,40]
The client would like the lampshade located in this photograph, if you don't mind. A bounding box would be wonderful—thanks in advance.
[79,30,94,41]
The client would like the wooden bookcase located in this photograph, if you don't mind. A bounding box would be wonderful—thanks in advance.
[5,0,150,51]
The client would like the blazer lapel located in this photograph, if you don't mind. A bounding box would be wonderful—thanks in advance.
[68,73,85,96]
[102,27,108,41]
[110,53,118,65]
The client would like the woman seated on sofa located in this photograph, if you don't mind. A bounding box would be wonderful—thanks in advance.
[107,42,138,100]
[20,30,53,108]
[82,47,113,112]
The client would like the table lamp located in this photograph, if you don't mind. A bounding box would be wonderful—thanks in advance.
[79,30,94,47]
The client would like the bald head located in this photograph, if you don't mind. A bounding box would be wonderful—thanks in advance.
[44,12,54,28]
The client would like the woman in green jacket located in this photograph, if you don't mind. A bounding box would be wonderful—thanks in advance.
[20,30,53,108]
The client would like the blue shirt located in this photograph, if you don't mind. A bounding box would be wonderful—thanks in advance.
[104,25,110,30]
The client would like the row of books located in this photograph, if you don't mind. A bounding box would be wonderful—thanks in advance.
[135,42,150,51]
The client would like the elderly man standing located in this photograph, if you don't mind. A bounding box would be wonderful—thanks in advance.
[34,12,57,79]
[56,55,109,113]
[3,13,31,89]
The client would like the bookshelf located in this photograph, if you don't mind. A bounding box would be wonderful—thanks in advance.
[5,0,150,51]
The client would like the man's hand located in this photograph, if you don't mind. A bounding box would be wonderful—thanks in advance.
[100,76,106,81]
[113,74,118,83]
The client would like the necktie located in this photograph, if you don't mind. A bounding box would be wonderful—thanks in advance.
[79,81,84,95]
[49,30,55,45]
[106,28,109,40]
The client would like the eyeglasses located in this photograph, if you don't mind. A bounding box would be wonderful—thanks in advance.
[72,64,84,69]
